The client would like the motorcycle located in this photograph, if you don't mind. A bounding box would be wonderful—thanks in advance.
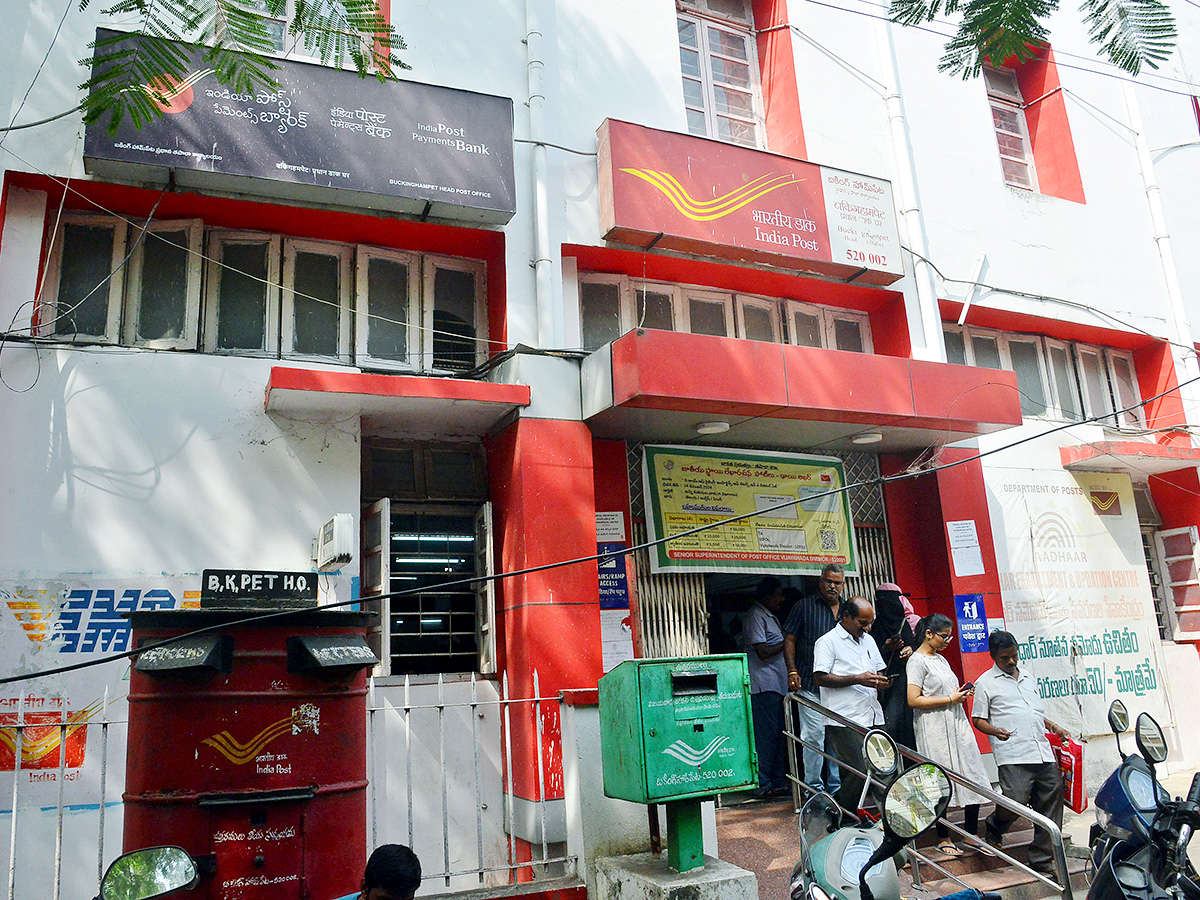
[1090,698,1172,872]
[94,846,198,900]
[790,729,995,900]
[1089,707,1200,900]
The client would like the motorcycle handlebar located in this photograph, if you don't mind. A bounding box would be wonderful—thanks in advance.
[1188,772,1200,806]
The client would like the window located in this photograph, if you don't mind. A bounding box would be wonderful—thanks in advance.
[361,441,493,676]
[678,0,763,147]
[944,324,1143,426]
[246,0,367,66]
[577,273,872,354]
[42,215,487,373]
[984,65,1037,191]
[42,214,203,348]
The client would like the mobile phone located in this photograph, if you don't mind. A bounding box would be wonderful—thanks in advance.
[887,673,900,682]
[961,681,974,692]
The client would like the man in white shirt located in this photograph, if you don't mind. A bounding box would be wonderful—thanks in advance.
[972,630,1070,878]
[744,576,790,798]
[813,596,889,812]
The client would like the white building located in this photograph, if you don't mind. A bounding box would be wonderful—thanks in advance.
[2,0,1200,896]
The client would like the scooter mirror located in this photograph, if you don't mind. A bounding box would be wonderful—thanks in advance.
[882,763,953,840]
[100,846,199,900]
[863,729,899,778]
[1108,699,1129,735]
[1135,712,1168,764]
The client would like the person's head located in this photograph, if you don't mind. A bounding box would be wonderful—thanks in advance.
[838,596,874,639]
[818,564,845,604]
[361,844,421,900]
[917,613,954,654]
[755,576,784,611]
[989,630,1020,675]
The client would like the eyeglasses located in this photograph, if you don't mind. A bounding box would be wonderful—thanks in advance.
[936,632,954,643]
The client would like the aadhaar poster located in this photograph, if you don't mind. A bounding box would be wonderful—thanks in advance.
[642,445,857,575]
[983,466,1168,737]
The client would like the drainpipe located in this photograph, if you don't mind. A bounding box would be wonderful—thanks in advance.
[1122,83,1200,407]
[874,19,945,362]
[526,0,555,348]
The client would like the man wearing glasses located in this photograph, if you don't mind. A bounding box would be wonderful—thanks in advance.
[783,564,846,794]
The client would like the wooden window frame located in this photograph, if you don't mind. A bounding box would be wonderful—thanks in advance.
[677,6,765,148]
[41,213,128,343]
[203,230,282,355]
[124,219,204,350]
[422,254,488,374]
[355,245,421,372]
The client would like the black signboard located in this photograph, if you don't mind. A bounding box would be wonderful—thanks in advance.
[84,30,516,224]
[202,569,319,602]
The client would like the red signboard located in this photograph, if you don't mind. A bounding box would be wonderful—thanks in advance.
[598,119,903,286]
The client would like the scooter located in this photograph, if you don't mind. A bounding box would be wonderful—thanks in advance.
[790,729,995,900]
[93,846,198,900]
[1090,698,1172,872]
[1088,708,1200,900]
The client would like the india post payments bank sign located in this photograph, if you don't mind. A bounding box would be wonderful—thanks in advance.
[642,445,858,576]
[84,30,515,224]
[598,119,902,286]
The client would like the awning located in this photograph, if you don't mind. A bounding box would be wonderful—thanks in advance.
[265,367,530,436]
[1061,440,1200,475]
[582,330,1023,452]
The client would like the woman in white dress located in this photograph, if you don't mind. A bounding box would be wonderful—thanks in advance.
[907,614,992,856]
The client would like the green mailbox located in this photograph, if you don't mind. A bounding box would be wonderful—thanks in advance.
[598,655,758,872]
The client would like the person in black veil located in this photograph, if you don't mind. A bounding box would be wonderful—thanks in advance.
[872,582,917,751]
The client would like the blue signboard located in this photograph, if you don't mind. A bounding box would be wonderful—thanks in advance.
[954,593,989,653]
[598,542,630,609]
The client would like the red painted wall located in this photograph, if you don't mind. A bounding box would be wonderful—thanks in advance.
[1009,46,1085,204]
[1134,340,1190,443]
[486,418,603,805]
[752,0,807,159]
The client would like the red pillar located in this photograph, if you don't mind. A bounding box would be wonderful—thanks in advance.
[487,418,603,873]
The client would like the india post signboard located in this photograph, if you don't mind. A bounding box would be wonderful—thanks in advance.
[642,445,858,576]
[84,30,516,224]
[598,119,902,285]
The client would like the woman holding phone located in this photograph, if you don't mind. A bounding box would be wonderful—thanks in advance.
[907,613,992,855]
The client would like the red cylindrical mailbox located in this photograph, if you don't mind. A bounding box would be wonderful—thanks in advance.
[124,608,375,900]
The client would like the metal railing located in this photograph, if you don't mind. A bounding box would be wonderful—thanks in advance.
[783,690,1074,900]
[2,676,576,899]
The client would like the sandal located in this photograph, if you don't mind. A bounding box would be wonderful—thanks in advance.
[936,840,965,856]
[970,840,997,857]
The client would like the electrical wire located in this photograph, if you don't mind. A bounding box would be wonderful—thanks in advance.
[0,0,74,153]
[0,104,84,134]
[0,146,511,361]
[3,365,1196,688]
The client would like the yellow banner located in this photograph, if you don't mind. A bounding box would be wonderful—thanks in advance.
[643,446,857,575]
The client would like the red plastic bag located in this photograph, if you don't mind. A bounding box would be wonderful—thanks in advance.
[1046,732,1087,813]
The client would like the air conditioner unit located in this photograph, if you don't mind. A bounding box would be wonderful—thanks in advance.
[315,513,354,571]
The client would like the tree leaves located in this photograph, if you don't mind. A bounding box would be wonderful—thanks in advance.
[79,0,409,133]
[889,0,1175,76]
[1080,0,1176,74]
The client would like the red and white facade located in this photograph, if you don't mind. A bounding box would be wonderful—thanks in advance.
[2,0,1200,896]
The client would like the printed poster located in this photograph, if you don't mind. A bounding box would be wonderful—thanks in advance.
[642,445,858,576]
[984,467,1167,737]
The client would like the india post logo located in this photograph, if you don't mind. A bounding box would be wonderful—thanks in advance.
[620,169,800,221]
[144,69,212,115]
[1087,491,1122,516]
[662,736,729,766]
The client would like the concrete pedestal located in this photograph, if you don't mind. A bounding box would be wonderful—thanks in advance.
[595,853,757,900]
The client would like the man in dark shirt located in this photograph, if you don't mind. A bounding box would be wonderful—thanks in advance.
[783,563,844,793]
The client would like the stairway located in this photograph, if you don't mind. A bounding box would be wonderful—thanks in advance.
[909,817,1090,900]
